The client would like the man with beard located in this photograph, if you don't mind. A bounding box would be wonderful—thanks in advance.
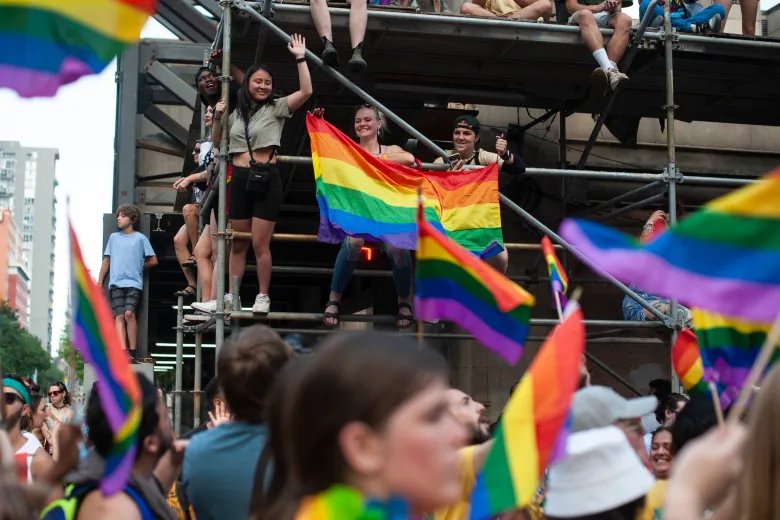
[433,389,494,520]
[3,375,54,483]
[56,375,180,520]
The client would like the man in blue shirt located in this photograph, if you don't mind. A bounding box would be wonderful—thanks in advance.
[182,325,292,520]
[97,204,157,362]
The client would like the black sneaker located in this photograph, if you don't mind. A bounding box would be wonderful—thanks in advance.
[322,37,339,67]
[129,350,140,364]
[348,43,367,73]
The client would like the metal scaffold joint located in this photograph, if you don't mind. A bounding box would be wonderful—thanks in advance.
[663,166,683,183]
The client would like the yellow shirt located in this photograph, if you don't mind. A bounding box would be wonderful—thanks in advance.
[433,446,477,520]
[637,479,666,520]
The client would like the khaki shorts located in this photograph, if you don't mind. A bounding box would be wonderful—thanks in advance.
[568,10,617,27]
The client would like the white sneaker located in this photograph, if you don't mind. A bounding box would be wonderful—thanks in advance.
[224,293,240,310]
[606,68,629,91]
[252,293,270,314]
[191,300,217,313]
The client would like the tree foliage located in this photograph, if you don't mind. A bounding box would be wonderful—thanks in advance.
[0,304,62,386]
[58,321,84,382]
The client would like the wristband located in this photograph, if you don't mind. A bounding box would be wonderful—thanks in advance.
[296,57,306,63]
[501,151,511,161]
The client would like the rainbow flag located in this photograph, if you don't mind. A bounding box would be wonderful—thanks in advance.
[294,485,408,520]
[308,114,503,254]
[70,222,142,494]
[559,169,780,323]
[0,0,156,97]
[672,328,707,395]
[469,302,585,519]
[692,308,780,409]
[541,236,568,296]
[415,201,535,364]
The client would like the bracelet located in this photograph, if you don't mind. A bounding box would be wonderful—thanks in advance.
[296,57,306,63]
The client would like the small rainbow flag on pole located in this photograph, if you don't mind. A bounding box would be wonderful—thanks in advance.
[70,222,142,494]
[672,328,707,395]
[308,114,503,255]
[541,235,568,317]
[560,169,780,323]
[469,302,585,519]
[0,0,157,97]
[415,199,535,364]
[294,485,408,519]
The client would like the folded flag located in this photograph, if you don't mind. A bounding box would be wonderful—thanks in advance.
[692,308,780,409]
[671,328,707,396]
[469,302,585,519]
[1,0,157,97]
[308,114,503,254]
[415,199,535,364]
[70,222,142,494]
[559,169,780,323]
[294,485,408,520]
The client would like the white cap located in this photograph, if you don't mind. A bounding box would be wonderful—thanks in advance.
[572,386,657,433]
[545,426,655,518]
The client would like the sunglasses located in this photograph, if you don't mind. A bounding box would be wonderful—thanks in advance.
[4,392,21,405]
[48,390,62,397]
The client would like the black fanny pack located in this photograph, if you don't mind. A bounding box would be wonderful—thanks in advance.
[244,118,276,194]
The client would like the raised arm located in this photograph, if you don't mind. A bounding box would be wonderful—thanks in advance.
[285,34,313,113]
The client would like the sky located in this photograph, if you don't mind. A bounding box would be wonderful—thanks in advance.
[0,20,174,353]
[1,5,778,353]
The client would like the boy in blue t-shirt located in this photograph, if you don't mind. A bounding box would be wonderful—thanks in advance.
[97,204,158,361]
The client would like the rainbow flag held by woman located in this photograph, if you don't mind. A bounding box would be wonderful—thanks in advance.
[308,114,503,255]
[70,222,142,494]
[692,308,780,408]
[415,200,535,364]
[469,302,584,519]
[0,0,156,97]
[294,485,408,520]
[560,169,780,323]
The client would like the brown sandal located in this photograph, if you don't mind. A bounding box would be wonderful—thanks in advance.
[322,300,341,329]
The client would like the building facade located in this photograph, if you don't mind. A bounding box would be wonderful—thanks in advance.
[0,208,30,327]
[0,142,58,348]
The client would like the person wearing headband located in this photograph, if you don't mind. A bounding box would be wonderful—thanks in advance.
[3,375,54,483]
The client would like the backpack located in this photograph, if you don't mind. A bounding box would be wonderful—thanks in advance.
[41,480,156,520]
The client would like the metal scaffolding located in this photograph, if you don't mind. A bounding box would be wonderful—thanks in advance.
[154,0,771,432]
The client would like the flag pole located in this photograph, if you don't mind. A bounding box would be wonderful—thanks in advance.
[553,290,564,322]
[708,382,724,426]
[727,310,780,424]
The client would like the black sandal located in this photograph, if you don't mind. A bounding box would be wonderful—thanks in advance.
[396,302,414,330]
[174,285,196,298]
[182,257,197,268]
[322,300,341,329]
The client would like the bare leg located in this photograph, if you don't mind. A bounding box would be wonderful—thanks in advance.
[740,0,758,35]
[485,249,509,274]
[310,0,333,40]
[229,218,252,292]
[461,1,500,16]
[575,10,605,53]
[714,0,733,32]
[210,213,218,300]
[115,315,127,350]
[174,225,197,289]
[507,0,552,20]
[324,237,364,327]
[182,204,199,249]
[124,310,137,351]
[606,13,632,64]
[194,224,213,301]
[349,0,368,47]
[251,218,276,295]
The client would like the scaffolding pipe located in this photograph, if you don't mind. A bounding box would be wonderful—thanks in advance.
[193,330,202,427]
[174,295,184,437]
[594,192,667,222]
[215,1,232,363]
[583,181,664,216]
[576,0,659,168]
[585,351,642,395]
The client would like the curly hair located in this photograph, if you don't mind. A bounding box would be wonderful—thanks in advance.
[116,204,141,226]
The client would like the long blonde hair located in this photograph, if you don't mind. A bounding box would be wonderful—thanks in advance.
[737,362,780,520]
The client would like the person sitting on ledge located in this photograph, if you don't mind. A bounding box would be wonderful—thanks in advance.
[460,0,552,22]
[640,0,724,33]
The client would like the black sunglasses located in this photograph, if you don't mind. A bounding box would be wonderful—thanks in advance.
[4,392,21,405]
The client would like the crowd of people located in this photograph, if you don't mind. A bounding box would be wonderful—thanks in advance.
[1,328,776,519]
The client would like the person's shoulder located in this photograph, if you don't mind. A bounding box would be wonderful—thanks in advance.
[78,488,143,520]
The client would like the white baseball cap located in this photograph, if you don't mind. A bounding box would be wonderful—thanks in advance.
[545,426,655,518]
[572,386,657,433]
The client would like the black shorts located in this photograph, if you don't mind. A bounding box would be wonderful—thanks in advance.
[229,164,283,221]
[110,287,142,316]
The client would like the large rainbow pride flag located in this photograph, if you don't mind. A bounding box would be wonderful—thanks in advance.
[70,222,142,494]
[0,0,156,97]
[560,169,780,323]
[415,200,535,364]
[469,302,584,519]
[308,114,503,254]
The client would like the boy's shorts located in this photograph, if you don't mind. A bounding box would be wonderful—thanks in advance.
[110,287,142,316]
[569,10,618,27]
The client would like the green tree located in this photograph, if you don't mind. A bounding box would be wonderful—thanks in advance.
[58,321,84,383]
[0,304,52,377]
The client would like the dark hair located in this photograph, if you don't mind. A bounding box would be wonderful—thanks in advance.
[648,379,672,397]
[116,204,141,226]
[547,497,645,520]
[194,66,214,86]
[237,64,275,125]
[656,392,688,424]
[86,374,159,458]
[49,381,71,407]
[671,393,718,453]
[254,332,449,520]
[20,379,42,432]
[204,376,222,413]
[651,425,674,443]
[218,325,292,424]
